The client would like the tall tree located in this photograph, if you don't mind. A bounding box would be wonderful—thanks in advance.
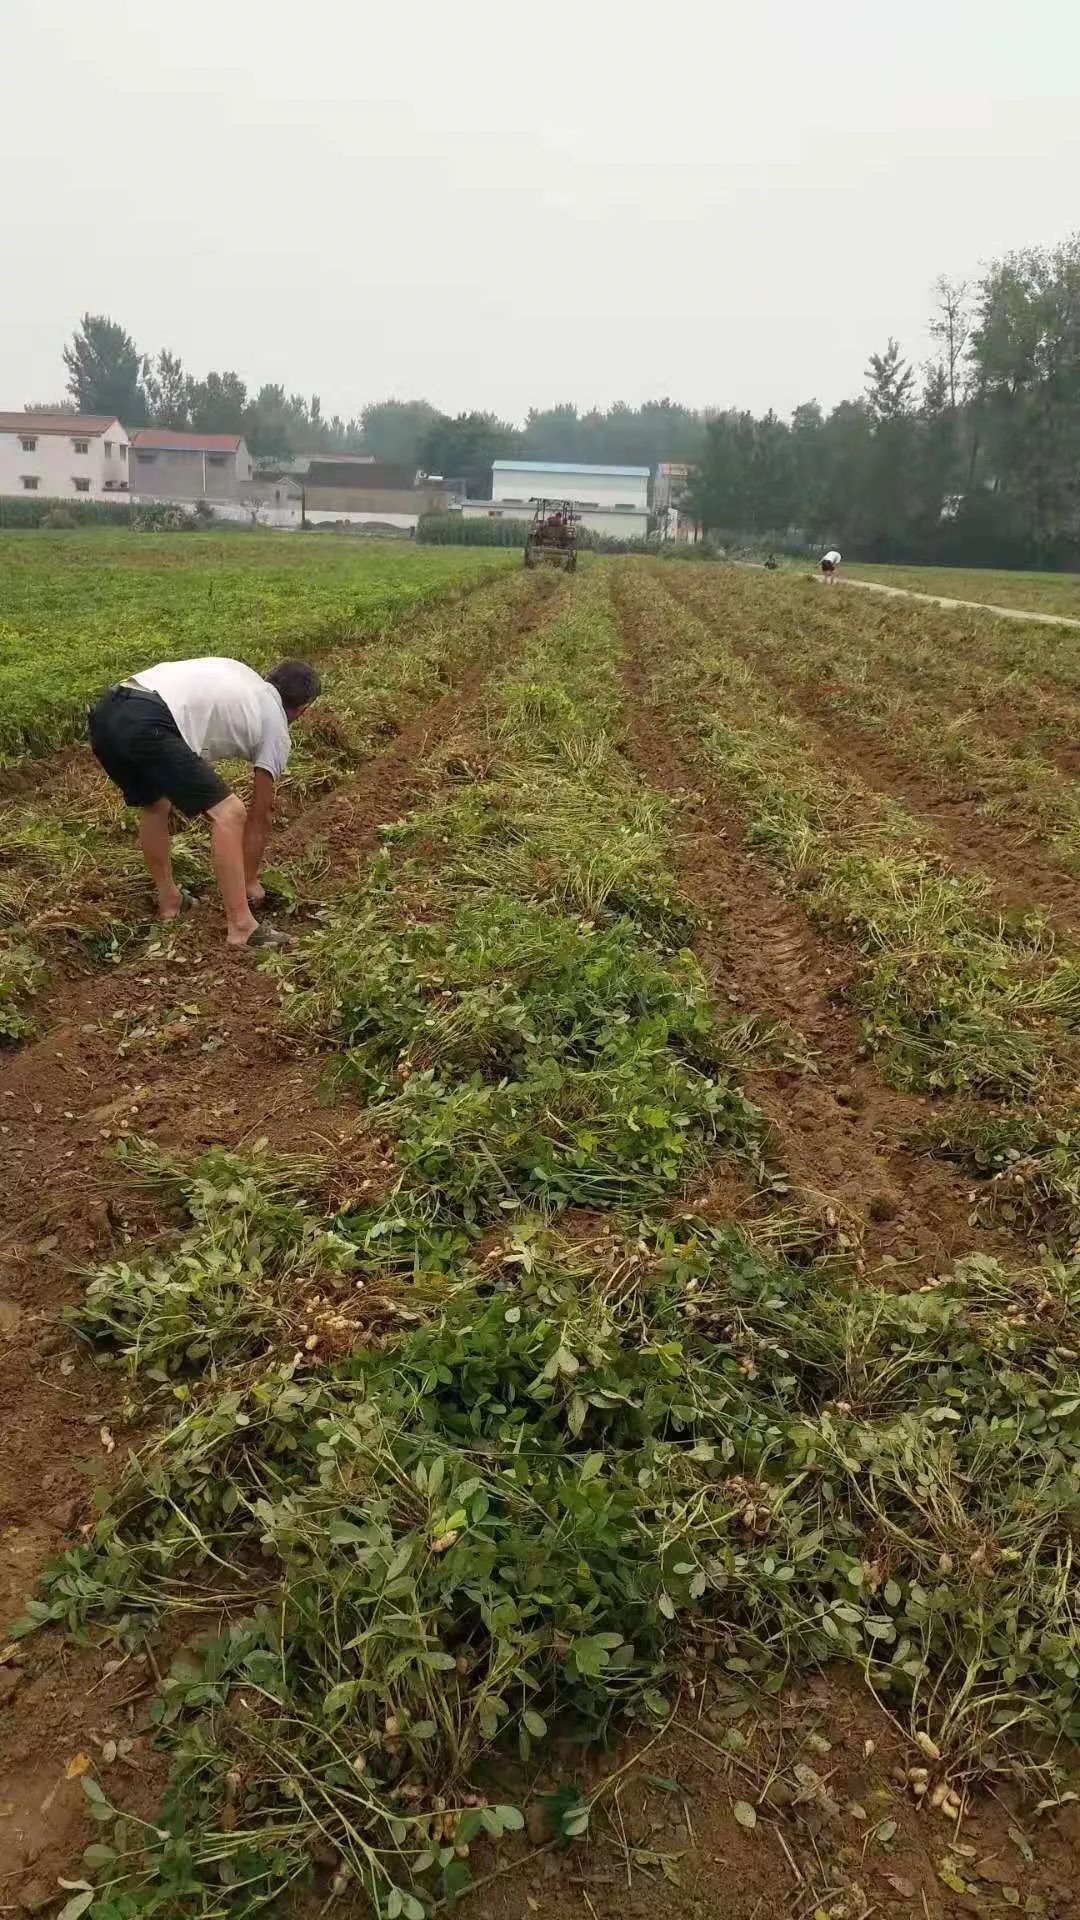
[419,411,519,496]
[62,313,148,422]
[244,384,294,459]
[144,349,190,429]
[968,237,1080,560]
[520,403,583,462]
[359,399,440,467]
[187,370,248,434]
[865,338,916,423]
[928,275,971,411]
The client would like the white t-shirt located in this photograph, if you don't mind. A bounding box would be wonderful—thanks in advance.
[133,658,291,778]
[823,550,842,566]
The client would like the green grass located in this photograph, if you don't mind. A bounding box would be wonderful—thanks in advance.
[846,562,1080,622]
[0,531,514,761]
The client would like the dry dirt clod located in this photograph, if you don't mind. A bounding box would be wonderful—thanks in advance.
[0,1666,23,1706]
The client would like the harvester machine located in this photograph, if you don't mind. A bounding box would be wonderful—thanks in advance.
[523,498,579,572]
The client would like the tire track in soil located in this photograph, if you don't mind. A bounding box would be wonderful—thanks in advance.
[0,578,558,1903]
[614,576,1028,1277]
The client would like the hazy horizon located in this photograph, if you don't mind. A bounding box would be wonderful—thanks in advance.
[4,0,1079,426]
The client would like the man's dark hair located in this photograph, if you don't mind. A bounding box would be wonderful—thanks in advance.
[266,659,321,714]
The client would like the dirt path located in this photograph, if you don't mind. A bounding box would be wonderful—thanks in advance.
[0,580,554,1907]
[612,572,1027,1276]
[834,571,1080,630]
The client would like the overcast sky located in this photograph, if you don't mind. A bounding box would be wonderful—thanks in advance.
[4,0,1079,425]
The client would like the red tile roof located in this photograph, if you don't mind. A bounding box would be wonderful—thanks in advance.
[130,429,243,452]
[0,412,119,437]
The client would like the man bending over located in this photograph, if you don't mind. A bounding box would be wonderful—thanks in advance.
[89,656,320,949]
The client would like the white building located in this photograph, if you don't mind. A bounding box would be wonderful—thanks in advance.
[0,412,131,501]
[462,459,651,540]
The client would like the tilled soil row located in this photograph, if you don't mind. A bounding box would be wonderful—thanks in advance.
[663,572,1080,937]
[731,641,1080,939]
[612,571,1029,1277]
[0,577,555,1904]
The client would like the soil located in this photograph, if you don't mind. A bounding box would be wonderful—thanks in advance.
[612,573,1029,1279]
[0,580,556,1908]
[299,1669,1080,1920]
[2,568,1077,1919]
[458,1673,1080,1920]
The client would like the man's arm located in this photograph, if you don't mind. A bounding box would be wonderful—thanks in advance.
[243,767,277,899]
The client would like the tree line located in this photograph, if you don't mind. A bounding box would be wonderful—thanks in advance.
[51,316,709,495]
[43,235,1080,565]
[687,238,1080,568]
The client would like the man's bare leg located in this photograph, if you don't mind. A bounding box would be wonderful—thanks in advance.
[207,795,260,946]
[138,799,183,920]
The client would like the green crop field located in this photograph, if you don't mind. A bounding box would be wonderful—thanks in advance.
[847,559,1080,620]
[0,530,513,761]
[5,553,1080,1919]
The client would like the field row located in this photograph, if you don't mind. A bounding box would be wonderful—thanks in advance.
[639,566,1080,1249]
[13,561,1080,1917]
[687,570,1080,897]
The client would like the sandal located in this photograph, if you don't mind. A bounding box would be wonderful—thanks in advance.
[160,887,197,923]
[236,923,292,951]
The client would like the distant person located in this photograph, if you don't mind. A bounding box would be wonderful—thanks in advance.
[821,547,842,583]
[764,553,778,571]
[88,657,320,950]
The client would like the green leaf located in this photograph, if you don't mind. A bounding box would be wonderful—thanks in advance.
[496,1804,525,1831]
[442,1858,473,1899]
[323,1680,359,1717]
[523,1709,547,1738]
[81,1777,107,1806]
[733,1800,757,1829]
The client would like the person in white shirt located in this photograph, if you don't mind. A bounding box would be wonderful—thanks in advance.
[820,548,842,583]
[88,657,320,949]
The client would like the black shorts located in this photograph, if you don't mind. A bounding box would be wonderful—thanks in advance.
[821,559,836,575]
[88,685,230,817]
